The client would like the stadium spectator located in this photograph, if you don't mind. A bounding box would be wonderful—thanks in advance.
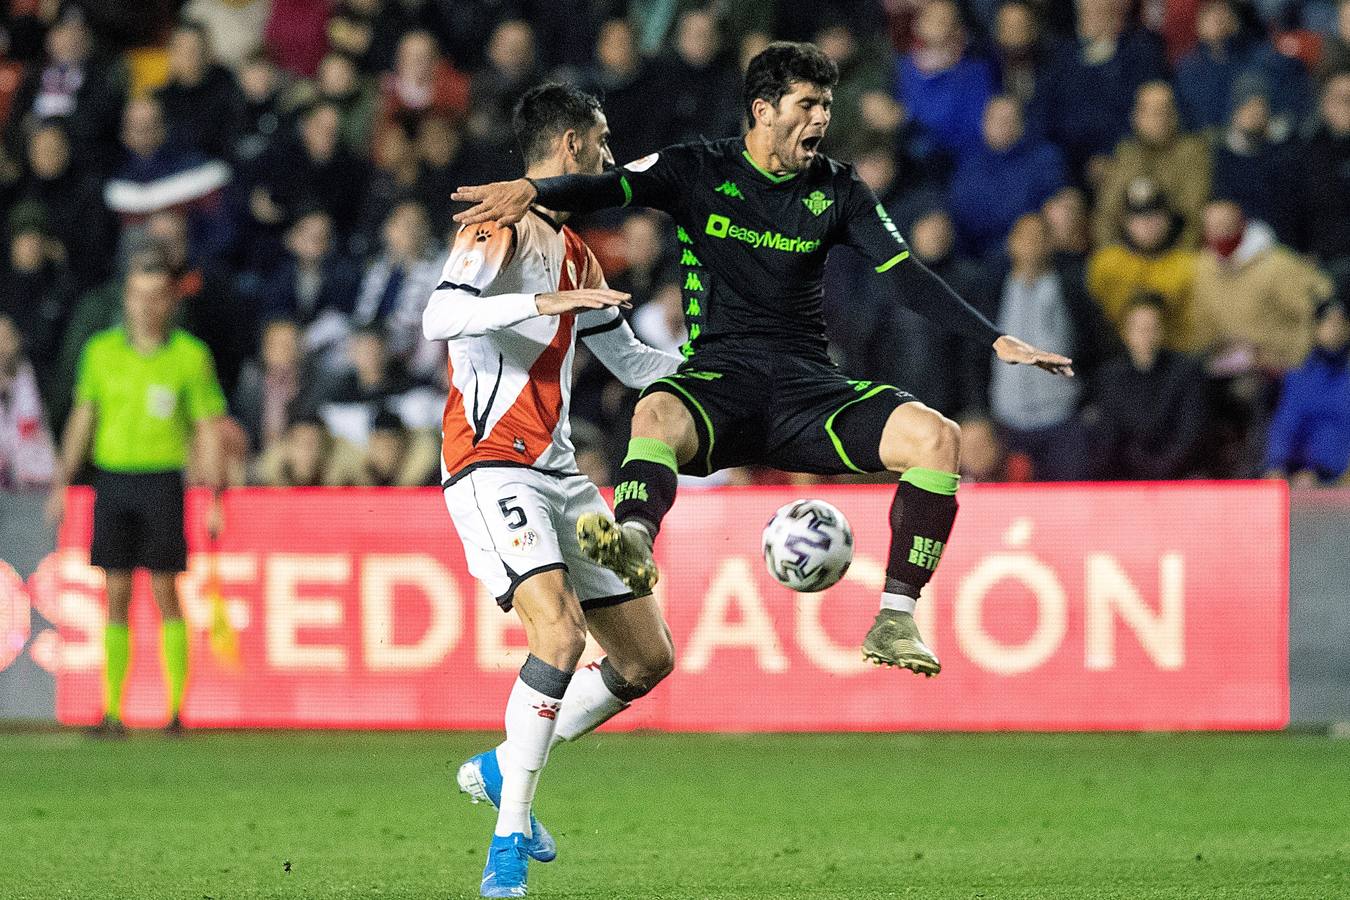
[956,415,1010,482]
[0,313,56,490]
[815,24,889,157]
[1093,81,1212,250]
[181,0,271,69]
[1193,199,1333,374]
[102,97,232,257]
[1087,176,1199,350]
[233,318,321,453]
[7,4,125,175]
[14,121,114,290]
[578,19,668,166]
[338,407,438,486]
[326,0,412,75]
[374,29,470,145]
[356,115,422,252]
[1298,71,1350,275]
[631,281,686,357]
[308,51,378,156]
[991,0,1056,137]
[607,211,673,309]
[985,213,1112,480]
[465,20,541,157]
[154,20,240,159]
[1264,295,1350,484]
[0,201,77,405]
[1092,294,1207,479]
[948,94,1066,257]
[353,200,441,376]
[227,49,289,181]
[412,116,477,239]
[253,413,349,486]
[248,101,370,256]
[894,0,996,159]
[880,205,988,417]
[1174,0,1312,134]
[46,247,227,736]
[1042,0,1167,176]
[260,209,361,330]
[660,9,743,146]
[263,0,330,77]
[145,210,251,400]
[1320,0,1350,79]
[1211,78,1300,245]
[316,324,419,431]
[1042,186,1093,270]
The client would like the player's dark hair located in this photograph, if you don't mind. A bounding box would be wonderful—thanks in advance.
[512,82,603,165]
[743,42,839,125]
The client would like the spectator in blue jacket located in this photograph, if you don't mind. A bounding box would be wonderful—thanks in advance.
[949,95,1067,257]
[1174,0,1312,135]
[1264,295,1350,485]
[895,0,996,160]
[1043,0,1168,176]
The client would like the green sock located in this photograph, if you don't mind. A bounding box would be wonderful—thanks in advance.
[104,623,129,722]
[161,619,188,717]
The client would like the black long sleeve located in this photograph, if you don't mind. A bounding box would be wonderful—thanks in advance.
[886,256,1003,347]
[531,170,629,215]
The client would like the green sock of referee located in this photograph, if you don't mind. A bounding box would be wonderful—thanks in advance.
[104,623,130,722]
[162,619,188,717]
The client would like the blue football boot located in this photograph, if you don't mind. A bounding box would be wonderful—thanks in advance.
[479,832,529,898]
[457,749,557,862]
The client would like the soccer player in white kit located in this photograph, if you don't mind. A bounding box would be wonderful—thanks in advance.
[423,84,682,898]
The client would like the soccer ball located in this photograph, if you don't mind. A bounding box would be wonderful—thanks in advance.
[762,499,854,592]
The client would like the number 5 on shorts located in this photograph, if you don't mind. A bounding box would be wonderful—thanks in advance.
[498,496,528,531]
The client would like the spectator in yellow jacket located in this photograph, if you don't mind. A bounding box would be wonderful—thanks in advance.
[1087,176,1199,350]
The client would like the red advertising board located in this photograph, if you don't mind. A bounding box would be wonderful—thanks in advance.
[32,482,1286,731]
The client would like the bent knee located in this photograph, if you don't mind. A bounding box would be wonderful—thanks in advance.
[612,640,676,694]
[883,406,961,471]
[632,393,694,450]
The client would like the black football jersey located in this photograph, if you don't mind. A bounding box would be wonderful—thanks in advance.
[615,138,911,360]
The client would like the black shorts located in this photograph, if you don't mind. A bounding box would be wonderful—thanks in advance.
[641,351,916,477]
[90,470,188,573]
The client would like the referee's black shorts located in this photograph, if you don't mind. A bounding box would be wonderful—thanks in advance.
[90,470,188,573]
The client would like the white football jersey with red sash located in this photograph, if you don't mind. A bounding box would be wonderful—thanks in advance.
[425,208,679,484]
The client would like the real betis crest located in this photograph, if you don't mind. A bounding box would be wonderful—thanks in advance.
[803,190,833,216]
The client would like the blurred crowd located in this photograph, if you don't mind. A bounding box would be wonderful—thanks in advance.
[0,0,1348,493]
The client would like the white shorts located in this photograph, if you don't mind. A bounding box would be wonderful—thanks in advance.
[442,466,635,611]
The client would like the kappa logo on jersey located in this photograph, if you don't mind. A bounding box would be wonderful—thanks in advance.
[715,180,744,199]
[803,190,833,216]
[624,153,660,173]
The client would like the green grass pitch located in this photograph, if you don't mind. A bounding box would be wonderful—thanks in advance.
[2,730,1347,899]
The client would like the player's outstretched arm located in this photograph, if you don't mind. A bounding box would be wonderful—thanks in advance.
[453,170,632,227]
[993,335,1074,377]
[578,313,682,388]
[425,287,630,340]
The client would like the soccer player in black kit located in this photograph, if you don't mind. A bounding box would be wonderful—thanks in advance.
[454,42,1072,676]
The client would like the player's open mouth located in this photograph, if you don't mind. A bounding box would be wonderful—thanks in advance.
[800,135,821,155]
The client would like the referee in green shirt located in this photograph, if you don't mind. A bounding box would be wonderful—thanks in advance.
[47,247,227,736]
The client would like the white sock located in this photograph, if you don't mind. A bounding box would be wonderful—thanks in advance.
[494,660,568,838]
[880,592,917,614]
[550,659,630,747]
